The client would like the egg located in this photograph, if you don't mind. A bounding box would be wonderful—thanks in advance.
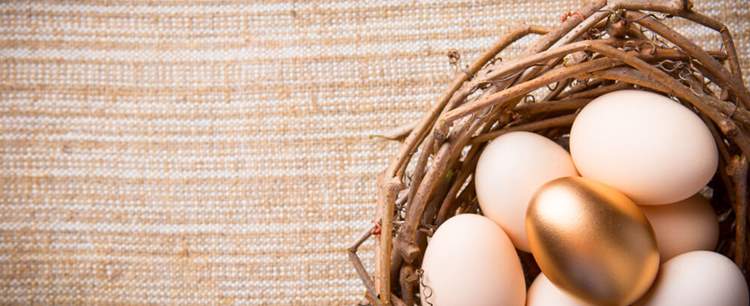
[639,194,719,261]
[475,131,578,251]
[527,273,594,306]
[570,89,718,205]
[420,214,525,306]
[526,176,659,306]
[635,251,748,306]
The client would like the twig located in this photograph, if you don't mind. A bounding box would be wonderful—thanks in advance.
[348,226,380,306]
[472,114,577,144]
[515,98,591,116]
[728,156,748,271]
[370,122,418,141]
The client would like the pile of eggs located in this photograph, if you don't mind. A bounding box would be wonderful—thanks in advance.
[420,90,749,306]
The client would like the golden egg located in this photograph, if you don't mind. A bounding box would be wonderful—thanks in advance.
[526,176,659,306]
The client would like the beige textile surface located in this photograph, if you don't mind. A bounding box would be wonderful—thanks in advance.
[0,0,748,305]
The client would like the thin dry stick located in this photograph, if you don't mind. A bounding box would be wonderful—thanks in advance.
[703,115,736,208]
[348,226,380,305]
[566,81,632,99]
[370,122,419,142]
[399,265,417,306]
[375,174,402,306]
[435,171,474,226]
[515,98,592,116]
[728,155,749,270]
[642,48,726,61]
[556,79,607,99]
[542,79,572,101]
[472,114,578,144]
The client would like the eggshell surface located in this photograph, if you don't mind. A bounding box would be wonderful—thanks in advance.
[475,131,577,251]
[527,273,593,306]
[570,90,718,205]
[639,194,719,261]
[420,214,525,306]
[635,251,748,306]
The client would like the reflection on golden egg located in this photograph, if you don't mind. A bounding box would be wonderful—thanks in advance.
[526,177,659,306]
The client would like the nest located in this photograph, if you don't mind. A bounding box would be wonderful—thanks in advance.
[349,0,750,305]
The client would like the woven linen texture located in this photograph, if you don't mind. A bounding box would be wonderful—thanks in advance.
[1,1,748,305]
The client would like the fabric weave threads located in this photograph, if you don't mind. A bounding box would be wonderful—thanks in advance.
[0,1,748,305]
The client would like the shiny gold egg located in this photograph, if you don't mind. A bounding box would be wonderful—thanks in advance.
[526,176,659,306]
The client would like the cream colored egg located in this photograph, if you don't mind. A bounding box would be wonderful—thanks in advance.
[570,90,718,205]
[475,131,578,251]
[527,273,593,306]
[421,214,525,306]
[639,194,719,261]
[635,251,748,306]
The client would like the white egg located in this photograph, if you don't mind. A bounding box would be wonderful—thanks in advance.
[475,131,577,251]
[527,273,593,306]
[635,251,748,306]
[639,194,719,261]
[570,90,718,205]
[421,214,526,306]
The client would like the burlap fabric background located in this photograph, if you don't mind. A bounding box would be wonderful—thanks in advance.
[0,1,748,305]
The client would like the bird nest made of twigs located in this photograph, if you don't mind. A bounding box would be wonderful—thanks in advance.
[348,0,750,305]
